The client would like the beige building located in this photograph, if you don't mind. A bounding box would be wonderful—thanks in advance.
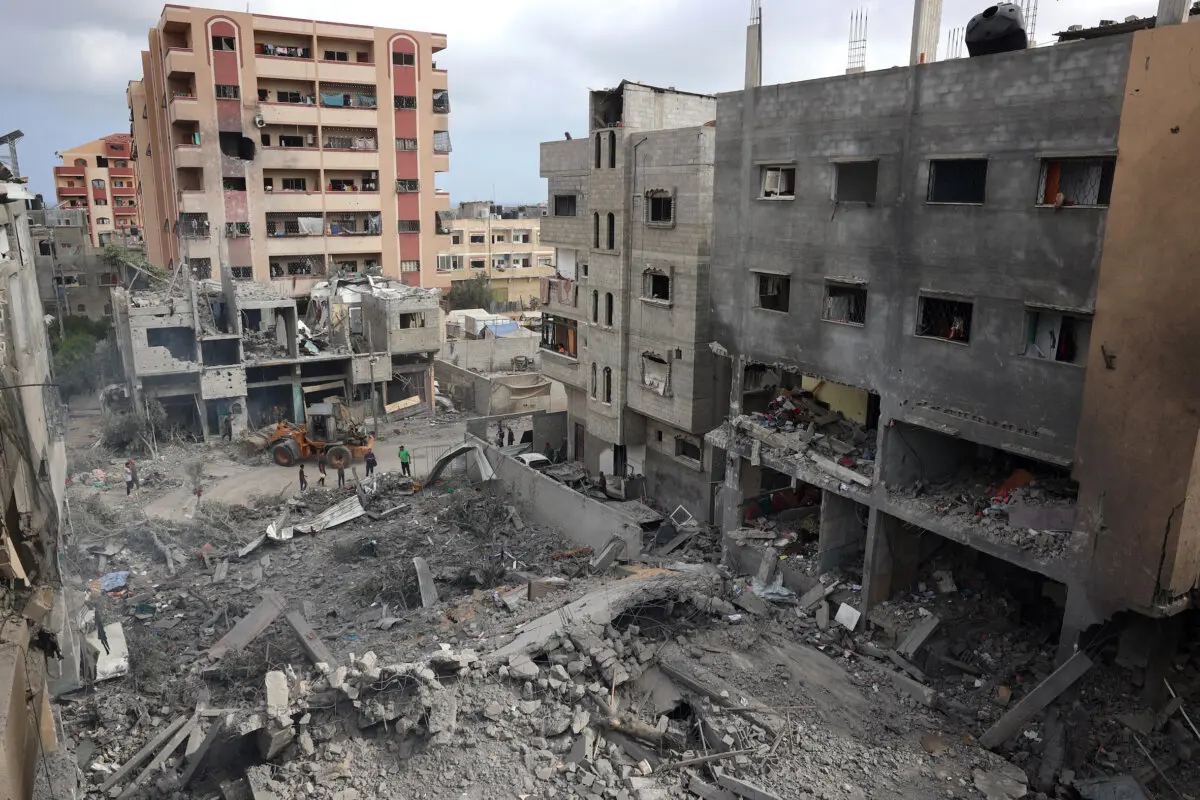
[52,134,144,249]
[127,5,451,296]
[436,201,553,306]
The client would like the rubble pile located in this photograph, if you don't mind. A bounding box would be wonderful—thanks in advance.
[891,465,1080,561]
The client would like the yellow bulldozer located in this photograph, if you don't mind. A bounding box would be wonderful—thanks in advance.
[249,398,375,469]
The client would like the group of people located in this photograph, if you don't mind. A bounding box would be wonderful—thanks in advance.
[296,444,411,491]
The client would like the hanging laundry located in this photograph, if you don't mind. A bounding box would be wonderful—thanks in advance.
[321,93,345,107]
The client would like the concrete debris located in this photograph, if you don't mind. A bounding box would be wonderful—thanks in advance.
[973,762,1030,800]
[980,652,1094,749]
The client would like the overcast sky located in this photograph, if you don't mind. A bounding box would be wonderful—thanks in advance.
[0,0,1156,205]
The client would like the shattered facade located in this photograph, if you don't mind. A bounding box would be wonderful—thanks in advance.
[709,17,1200,661]
[0,168,68,799]
[539,81,730,521]
[29,208,144,322]
[127,5,451,292]
[111,269,443,437]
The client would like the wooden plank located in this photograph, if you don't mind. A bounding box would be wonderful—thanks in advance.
[887,649,929,683]
[208,590,286,662]
[99,714,191,792]
[413,557,440,608]
[284,609,335,668]
[979,652,1093,750]
[712,768,786,800]
[179,718,224,788]
[118,713,199,798]
[896,615,940,658]
[686,773,738,800]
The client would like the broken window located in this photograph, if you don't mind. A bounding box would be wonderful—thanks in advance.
[219,132,255,159]
[469,232,486,244]
[432,90,450,113]
[396,179,419,193]
[224,222,251,238]
[394,95,417,110]
[76,304,86,313]
[470,259,486,269]
[56,275,85,287]
[222,176,247,191]
[917,295,973,343]
[754,273,790,312]
[641,352,671,396]
[642,269,670,302]
[276,90,307,104]
[92,178,106,189]
[606,213,615,250]
[927,159,987,204]
[433,130,452,153]
[823,282,867,325]
[38,240,52,256]
[398,219,420,233]
[178,213,210,238]
[99,273,119,286]
[400,260,420,273]
[392,51,415,66]
[279,134,305,148]
[212,35,236,51]
[396,137,418,150]
[675,437,702,463]
[602,367,612,403]
[835,160,879,203]
[646,192,674,225]
[553,195,577,216]
[760,166,796,198]
[215,84,239,100]
[1037,157,1115,207]
[1023,309,1091,365]
[190,258,212,278]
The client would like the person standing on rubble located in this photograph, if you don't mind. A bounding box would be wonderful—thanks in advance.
[129,459,139,490]
[124,461,135,497]
[316,450,327,486]
[507,427,514,446]
[337,463,346,489]
[364,448,377,477]
[299,464,308,492]
[398,445,412,477]
[222,414,233,441]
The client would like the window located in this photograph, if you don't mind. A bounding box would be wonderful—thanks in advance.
[222,176,247,191]
[191,258,212,278]
[604,292,614,326]
[675,437,702,463]
[104,303,113,316]
[99,273,119,286]
[646,193,674,225]
[823,283,867,325]
[642,270,671,302]
[282,177,307,192]
[451,233,462,245]
[394,95,417,110]
[433,130,452,153]
[1023,309,1091,365]
[606,212,615,250]
[927,159,988,204]
[600,367,613,404]
[917,295,973,343]
[398,219,420,233]
[834,160,879,203]
[92,179,106,189]
[324,50,349,61]
[469,232,486,245]
[212,35,236,51]
[396,137,418,150]
[436,255,463,272]
[592,212,600,248]
[400,260,420,273]
[760,166,796,198]
[96,156,108,168]
[581,263,589,278]
[1037,157,1115,207]
[96,217,110,225]
[73,158,87,167]
[492,233,506,243]
[641,352,670,396]
[608,131,617,169]
[470,259,486,270]
[594,134,602,169]
[224,221,251,237]
[754,273,790,312]
[392,51,415,66]
[432,89,450,113]
[396,179,419,193]
[38,240,52,256]
[276,90,306,104]
[94,199,108,206]
[591,291,599,323]
[513,231,531,244]
[76,304,87,314]
[215,84,239,100]
[553,195,577,216]
[231,266,253,280]
[590,363,598,398]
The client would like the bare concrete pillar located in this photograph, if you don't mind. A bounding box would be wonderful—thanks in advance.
[1055,582,1102,666]
[862,510,922,613]
[719,356,746,533]
[746,0,762,89]
[910,0,945,66]
[1157,0,1190,26]
[818,491,867,573]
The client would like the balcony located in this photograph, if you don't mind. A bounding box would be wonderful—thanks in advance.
[540,347,582,389]
[390,325,441,354]
[322,190,380,213]
[432,152,449,173]
[262,190,324,212]
[316,60,376,84]
[173,145,203,169]
[164,47,197,75]
[266,236,326,256]
[321,149,378,170]
[327,233,382,253]
[255,44,318,81]
[109,167,135,178]
[114,205,139,215]
[178,191,208,213]
[56,186,86,197]
[169,95,201,124]
[54,166,85,178]
[258,102,318,126]
[269,256,326,282]
[112,185,136,196]
[259,147,322,170]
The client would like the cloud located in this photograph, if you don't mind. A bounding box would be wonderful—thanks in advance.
[0,0,1160,208]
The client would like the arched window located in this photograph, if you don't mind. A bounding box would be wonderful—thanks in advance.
[604,292,613,326]
[594,133,602,169]
[591,290,599,323]
[73,158,87,167]
[603,367,612,403]
[607,131,616,169]
[593,212,600,249]
[606,212,615,250]
[590,363,598,398]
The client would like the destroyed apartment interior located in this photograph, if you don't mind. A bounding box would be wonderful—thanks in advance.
[3,1,1200,800]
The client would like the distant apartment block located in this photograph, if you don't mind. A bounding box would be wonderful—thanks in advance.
[127,4,451,296]
[436,201,553,307]
[53,135,144,249]
[29,208,144,320]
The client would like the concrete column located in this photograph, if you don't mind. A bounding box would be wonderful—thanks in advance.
[1055,582,1102,666]
[862,510,922,613]
[719,355,746,533]
[745,15,762,89]
[909,0,945,66]
[1157,0,1190,26]
[818,491,868,573]
[1142,614,1183,706]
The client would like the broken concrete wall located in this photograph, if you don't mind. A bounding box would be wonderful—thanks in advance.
[439,334,540,372]
[644,444,719,524]
[531,411,567,455]
[200,367,247,400]
[471,434,642,554]
[360,293,441,354]
[435,360,496,414]
[127,297,200,375]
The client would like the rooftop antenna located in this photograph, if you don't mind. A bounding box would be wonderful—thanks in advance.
[847,7,868,74]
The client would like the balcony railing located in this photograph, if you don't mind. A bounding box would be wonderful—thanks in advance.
[256,44,312,59]
[320,88,377,109]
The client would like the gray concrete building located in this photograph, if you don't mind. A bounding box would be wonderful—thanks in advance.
[707,10,1200,668]
[538,81,730,520]
[29,208,143,322]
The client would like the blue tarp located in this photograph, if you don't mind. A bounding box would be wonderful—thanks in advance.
[321,93,344,106]
[100,571,130,592]
[483,320,521,338]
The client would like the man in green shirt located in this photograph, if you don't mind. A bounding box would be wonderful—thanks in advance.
[398,444,411,477]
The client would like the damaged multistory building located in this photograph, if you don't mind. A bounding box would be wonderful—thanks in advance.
[538,81,730,520]
[29,208,146,321]
[126,4,451,293]
[111,269,442,437]
[0,163,70,798]
[708,3,1200,675]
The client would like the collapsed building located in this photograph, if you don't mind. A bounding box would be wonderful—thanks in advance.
[111,269,443,437]
[707,2,1200,680]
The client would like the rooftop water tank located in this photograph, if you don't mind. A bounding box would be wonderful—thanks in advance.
[966,3,1028,57]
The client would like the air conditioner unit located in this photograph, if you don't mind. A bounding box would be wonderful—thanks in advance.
[254,114,266,128]
[305,133,315,145]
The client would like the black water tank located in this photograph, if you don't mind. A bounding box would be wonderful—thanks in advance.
[966,3,1028,57]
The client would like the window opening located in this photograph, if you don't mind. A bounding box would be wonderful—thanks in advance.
[917,295,973,342]
[604,292,613,326]
[823,283,867,325]
[554,195,577,216]
[1023,310,1091,365]
[603,367,612,403]
[643,270,671,302]
[215,84,239,100]
[927,159,988,204]
[761,166,795,198]
[392,51,414,66]
[1037,158,1115,207]
[606,212,615,249]
[646,193,674,225]
[755,273,790,312]
[835,161,879,203]
[212,36,236,51]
